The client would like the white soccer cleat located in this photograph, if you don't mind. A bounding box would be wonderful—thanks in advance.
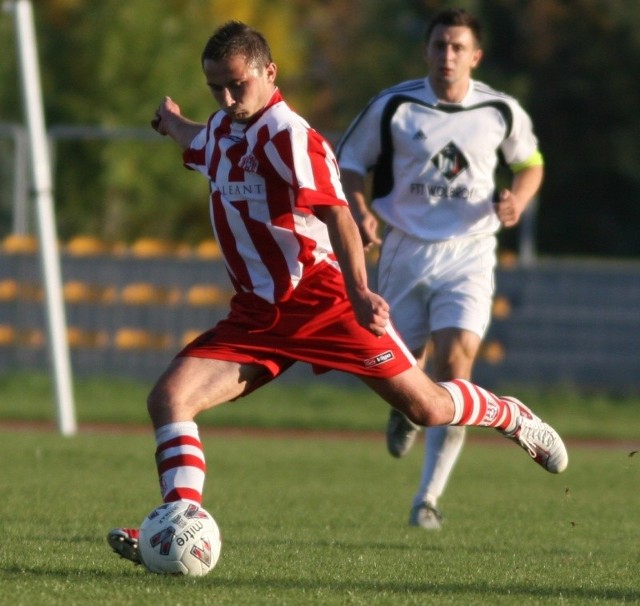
[409,502,443,530]
[107,527,142,565]
[386,408,422,458]
[500,396,568,473]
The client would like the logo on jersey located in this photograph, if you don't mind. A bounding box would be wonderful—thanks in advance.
[218,182,265,198]
[432,141,468,181]
[239,153,259,173]
[412,130,427,140]
[364,350,395,368]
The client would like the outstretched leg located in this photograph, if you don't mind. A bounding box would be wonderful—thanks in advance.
[362,369,568,474]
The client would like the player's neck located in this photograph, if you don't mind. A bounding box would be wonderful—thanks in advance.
[430,77,470,104]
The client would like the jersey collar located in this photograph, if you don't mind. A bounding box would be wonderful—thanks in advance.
[242,87,283,127]
[426,77,476,107]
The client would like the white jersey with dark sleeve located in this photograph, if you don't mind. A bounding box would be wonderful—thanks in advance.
[336,78,541,241]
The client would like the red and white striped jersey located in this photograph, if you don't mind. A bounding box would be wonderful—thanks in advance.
[183,89,348,304]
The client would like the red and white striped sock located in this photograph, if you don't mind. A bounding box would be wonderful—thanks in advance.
[155,422,206,504]
[439,379,519,433]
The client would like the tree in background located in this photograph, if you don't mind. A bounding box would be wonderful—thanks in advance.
[514,0,640,256]
[1,0,311,243]
[1,0,639,257]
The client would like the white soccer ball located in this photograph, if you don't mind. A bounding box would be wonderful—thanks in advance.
[139,502,222,576]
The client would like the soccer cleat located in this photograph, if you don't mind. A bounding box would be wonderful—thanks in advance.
[409,502,443,530]
[107,528,142,565]
[500,396,568,473]
[386,408,422,458]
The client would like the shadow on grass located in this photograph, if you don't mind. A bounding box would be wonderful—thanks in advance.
[2,564,638,603]
[212,575,640,602]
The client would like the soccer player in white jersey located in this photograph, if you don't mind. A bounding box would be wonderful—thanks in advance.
[337,7,545,530]
[106,20,565,565]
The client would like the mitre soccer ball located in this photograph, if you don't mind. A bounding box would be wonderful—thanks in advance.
[139,502,222,576]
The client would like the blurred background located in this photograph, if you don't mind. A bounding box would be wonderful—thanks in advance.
[1,0,639,394]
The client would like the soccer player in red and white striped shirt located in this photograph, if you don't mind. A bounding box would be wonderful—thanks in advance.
[108,20,567,567]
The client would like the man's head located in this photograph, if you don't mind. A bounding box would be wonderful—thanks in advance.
[424,8,483,101]
[425,8,483,48]
[201,21,277,123]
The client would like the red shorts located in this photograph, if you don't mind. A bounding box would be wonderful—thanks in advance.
[177,263,415,387]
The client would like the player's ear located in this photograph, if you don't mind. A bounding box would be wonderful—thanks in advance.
[265,62,277,83]
[471,48,483,68]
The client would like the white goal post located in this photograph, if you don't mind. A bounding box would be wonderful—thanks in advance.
[8,0,77,435]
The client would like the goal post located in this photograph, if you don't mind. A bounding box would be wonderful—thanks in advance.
[10,0,77,435]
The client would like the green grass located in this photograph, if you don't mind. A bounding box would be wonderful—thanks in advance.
[1,372,639,604]
[1,429,638,605]
[1,371,640,439]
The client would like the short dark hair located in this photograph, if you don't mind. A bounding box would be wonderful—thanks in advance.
[425,8,483,47]
[201,21,273,69]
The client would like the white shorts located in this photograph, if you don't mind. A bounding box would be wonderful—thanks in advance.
[375,229,497,351]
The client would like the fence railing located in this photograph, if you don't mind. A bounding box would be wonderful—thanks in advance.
[2,233,639,390]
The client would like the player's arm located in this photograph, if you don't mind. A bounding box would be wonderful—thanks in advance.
[340,169,381,249]
[494,160,544,228]
[314,204,390,337]
[151,96,205,151]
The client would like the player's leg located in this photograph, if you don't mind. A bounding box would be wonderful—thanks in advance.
[108,356,268,564]
[360,367,568,473]
[410,425,465,529]
[147,355,266,427]
[410,328,479,528]
[147,356,268,504]
[406,236,495,528]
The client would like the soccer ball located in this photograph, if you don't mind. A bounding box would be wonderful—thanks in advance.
[139,502,222,576]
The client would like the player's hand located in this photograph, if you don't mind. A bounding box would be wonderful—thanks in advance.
[151,96,181,136]
[350,289,390,337]
[493,189,524,228]
[356,210,382,250]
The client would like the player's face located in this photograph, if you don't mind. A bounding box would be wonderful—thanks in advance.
[425,25,482,94]
[203,54,277,123]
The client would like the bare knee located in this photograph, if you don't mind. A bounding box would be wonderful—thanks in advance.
[146,378,183,427]
[145,361,202,427]
[362,369,454,427]
[145,357,259,428]
[402,405,446,428]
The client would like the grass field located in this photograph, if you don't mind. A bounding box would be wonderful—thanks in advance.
[1,371,640,439]
[1,372,639,604]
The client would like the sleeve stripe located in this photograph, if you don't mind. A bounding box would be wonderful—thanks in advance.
[510,150,544,172]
